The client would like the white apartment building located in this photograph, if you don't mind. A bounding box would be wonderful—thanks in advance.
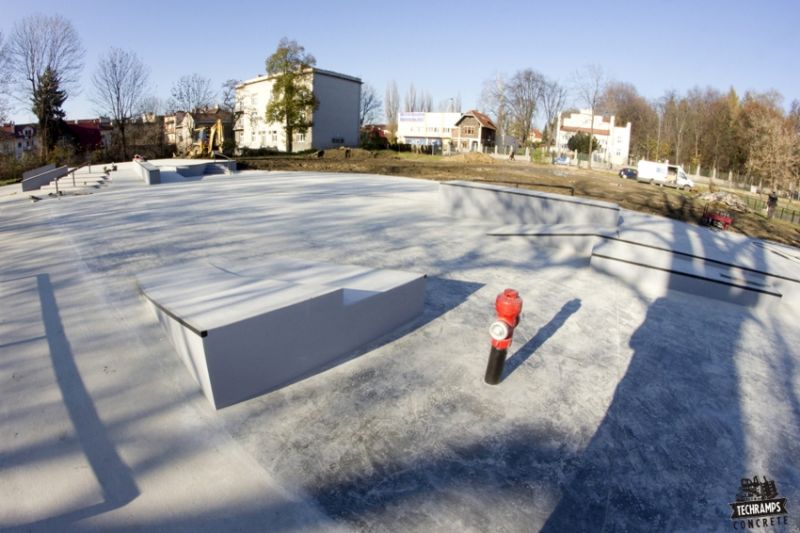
[396,112,463,147]
[235,68,361,152]
[555,108,631,166]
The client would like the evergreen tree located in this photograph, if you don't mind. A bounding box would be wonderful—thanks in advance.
[265,38,318,153]
[31,66,66,159]
[567,132,598,155]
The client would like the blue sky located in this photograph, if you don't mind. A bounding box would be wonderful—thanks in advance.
[2,0,799,124]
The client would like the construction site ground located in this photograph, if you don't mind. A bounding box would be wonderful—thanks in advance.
[239,150,800,248]
[1,162,799,531]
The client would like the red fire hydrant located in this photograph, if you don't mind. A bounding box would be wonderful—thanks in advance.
[484,289,523,385]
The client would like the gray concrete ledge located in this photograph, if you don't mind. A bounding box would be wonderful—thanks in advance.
[173,161,237,178]
[440,180,621,226]
[138,258,426,409]
[136,161,161,185]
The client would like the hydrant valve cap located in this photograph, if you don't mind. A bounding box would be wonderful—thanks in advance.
[489,320,510,341]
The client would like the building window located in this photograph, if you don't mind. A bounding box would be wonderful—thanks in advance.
[271,131,278,143]
[296,132,306,142]
[331,137,344,144]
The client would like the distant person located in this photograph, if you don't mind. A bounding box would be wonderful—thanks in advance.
[767,190,779,219]
[509,147,515,161]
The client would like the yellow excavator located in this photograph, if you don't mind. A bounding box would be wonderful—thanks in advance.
[190,119,224,157]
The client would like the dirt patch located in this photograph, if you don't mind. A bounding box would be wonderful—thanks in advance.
[445,152,496,164]
[307,147,377,160]
[237,153,800,248]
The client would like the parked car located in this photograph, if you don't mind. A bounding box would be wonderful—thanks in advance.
[553,155,570,166]
[619,167,637,179]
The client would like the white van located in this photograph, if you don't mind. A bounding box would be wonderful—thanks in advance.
[636,160,694,190]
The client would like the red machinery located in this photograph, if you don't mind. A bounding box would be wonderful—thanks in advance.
[701,204,733,230]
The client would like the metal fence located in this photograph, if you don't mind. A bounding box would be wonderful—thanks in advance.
[741,196,800,225]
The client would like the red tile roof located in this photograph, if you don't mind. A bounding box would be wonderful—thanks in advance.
[560,125,610,136]
[468,110,496,130]
[455,110,497,131]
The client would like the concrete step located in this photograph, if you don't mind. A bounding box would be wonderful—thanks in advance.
[590,238,786,308]
[39,176,108,193]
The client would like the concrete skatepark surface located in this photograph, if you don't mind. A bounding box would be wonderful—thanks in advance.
[1,162,799,531]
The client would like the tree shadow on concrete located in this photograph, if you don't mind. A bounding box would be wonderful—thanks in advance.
[16,274,139,530]
[541,219,766,530]
[502,298,582,379]
[80,424,567,532]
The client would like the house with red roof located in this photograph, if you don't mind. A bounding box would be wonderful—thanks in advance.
[0,126,16,157]
[0,123,38,159]
[452,110,497,152]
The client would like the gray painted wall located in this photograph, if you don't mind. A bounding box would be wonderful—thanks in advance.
[312,71,361,150]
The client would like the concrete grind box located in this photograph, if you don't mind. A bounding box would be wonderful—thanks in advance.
[138,258,426,409]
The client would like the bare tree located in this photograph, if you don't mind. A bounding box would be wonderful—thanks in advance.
[790,100,800,199]
[8,14,84,105]
[572,64,606,168]
[507,69,544,145]
[539,78,567,149]
[420,91,433,112]
[137,95,164,116]
[598,81,656,160]
[437,95,462,113]
[404,84,417,112]
[661,90,691,166]
[220,79,239,112]
[385,80,399,141]
[480,74,509,141]
[359,83,382,126]
[790,99,800,131]
[92,47,149,159]
[741,91,798,191]
[169,73,215,113]
[0,31,9,121]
